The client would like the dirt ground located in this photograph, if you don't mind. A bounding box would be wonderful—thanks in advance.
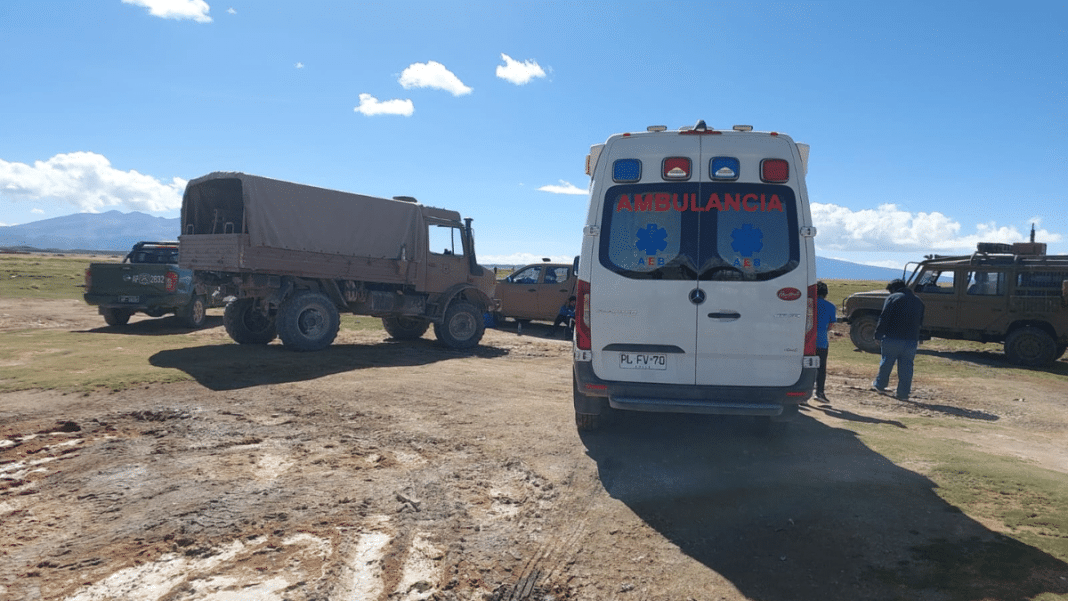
[2,299,1067,601]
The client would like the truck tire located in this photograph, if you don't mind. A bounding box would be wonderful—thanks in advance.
[848,314,881,353]
[433,301,485,349]
[382,316,430,340]
[181,295,208,329]
[102,308,132,327]
[276,291,340,352]
[224,298,277,345]
[1004,326,1056,367]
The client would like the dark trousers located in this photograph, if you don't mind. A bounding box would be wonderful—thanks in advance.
[816,347,829,396]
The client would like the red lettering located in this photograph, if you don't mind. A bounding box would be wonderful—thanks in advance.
[766,194,783,212]
[615,194,633,212]
[724,194,740,211]
[743,193,759,212]
[705,194,722,212]
[635,193,653,211]
[672,193,689,212]
[654,193,671,211]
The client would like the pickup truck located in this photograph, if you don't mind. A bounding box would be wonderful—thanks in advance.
[83,241,221,328]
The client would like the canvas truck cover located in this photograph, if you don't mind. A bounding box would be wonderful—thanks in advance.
[180,172,460,260]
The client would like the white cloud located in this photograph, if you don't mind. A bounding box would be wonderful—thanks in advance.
[31,208,44,214]
[227,7,236,14]
[495,54,546,85]
[537,180,587,195]
[122,0,212,23]
[0,152,186,213]
[811,202,1061,253]
[354,93,414,117]
[399,61,472,96]
[295,62,304,69]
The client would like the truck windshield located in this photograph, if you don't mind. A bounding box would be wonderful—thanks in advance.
[598,183,799,281]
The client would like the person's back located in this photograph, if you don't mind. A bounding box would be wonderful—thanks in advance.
[875,288,924,341]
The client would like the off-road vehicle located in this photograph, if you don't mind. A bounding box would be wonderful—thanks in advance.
[841,241,1068,366]
[178,172,497,352]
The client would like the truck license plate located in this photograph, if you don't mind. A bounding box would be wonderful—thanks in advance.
[119,295,139,303]
[619,352,667,370]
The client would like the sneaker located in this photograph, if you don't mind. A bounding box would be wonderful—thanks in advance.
[815,393,830,403]
[895,395,910,402]
[870,385,888,394]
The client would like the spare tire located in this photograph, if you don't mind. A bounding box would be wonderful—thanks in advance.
[224,298,276,345]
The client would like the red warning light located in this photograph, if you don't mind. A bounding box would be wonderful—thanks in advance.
[662,157,691,180]
[761,159,789,183]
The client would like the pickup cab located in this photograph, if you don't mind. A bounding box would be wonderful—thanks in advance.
[83,241,221,328]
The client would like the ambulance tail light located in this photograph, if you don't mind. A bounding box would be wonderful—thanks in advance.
[761,158,789,183]
[575,279,592,351]
[804,283,817,356]
[165,270,179,293]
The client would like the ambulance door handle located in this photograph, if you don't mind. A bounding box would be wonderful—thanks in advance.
[707,311,741,320]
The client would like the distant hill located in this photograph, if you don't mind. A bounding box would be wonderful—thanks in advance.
[0,211,179,252]
[1,211,904,280]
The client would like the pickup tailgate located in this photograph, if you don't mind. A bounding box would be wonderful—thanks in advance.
[84,263,180,306]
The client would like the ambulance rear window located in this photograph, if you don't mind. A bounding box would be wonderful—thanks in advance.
[599,182,799,281]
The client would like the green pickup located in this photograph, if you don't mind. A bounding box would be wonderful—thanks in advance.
[83,241,223,328]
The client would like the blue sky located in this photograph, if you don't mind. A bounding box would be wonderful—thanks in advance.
[1,0,1064,268]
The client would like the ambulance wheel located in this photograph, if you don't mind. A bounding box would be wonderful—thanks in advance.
[277,291,340,352]
[848,314,881,353]
[224,298,277,345]
[434,301,484,349]
[382,316,430,340]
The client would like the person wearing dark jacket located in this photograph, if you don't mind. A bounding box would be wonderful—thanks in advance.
[872,278,925,401]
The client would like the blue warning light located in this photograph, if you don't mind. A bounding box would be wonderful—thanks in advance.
[613,159,641,183]
[710,157,740,180]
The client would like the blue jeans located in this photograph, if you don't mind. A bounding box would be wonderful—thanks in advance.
[873,338,918,399]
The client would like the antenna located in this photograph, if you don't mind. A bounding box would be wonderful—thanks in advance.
[1030,223,1036,243]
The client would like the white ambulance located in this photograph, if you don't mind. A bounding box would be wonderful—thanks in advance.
[572,121,819,431]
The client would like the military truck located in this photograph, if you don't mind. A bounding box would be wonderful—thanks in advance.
[841,240,1068,366]
[83,241,222,328]
[178,172,497,352]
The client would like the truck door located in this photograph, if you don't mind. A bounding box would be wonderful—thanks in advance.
[961,269,1010,334]
[425,224,469,293]
[912,267,959,335]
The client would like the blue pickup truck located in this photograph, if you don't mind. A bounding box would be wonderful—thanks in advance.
[83,241,222,328]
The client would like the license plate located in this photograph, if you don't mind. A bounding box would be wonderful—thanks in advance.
[619,352,667,370]
[118,295,140,303]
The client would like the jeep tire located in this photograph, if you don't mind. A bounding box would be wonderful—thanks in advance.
[224,298,277,345]
[848,314,881,353]
[276,291,340,352]
[1004,326,1057,367]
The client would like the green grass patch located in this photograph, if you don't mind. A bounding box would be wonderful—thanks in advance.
[0,253,109,300]
[0,327,203,392]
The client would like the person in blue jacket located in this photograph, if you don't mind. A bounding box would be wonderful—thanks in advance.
[550,296,577,339]
[871,278,926,401]
[815,281,836,403]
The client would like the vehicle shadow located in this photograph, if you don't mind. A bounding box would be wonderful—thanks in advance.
[579,412,1068,601]
[917,348,1068,376]
[79,315,225,335]
[491,319,571,341]
[149,339,509,391]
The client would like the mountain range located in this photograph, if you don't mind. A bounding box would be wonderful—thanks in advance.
[0,211,903,281]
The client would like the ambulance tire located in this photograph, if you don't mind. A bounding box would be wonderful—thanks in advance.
[224,298,277,345]
[434,301,484,349]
